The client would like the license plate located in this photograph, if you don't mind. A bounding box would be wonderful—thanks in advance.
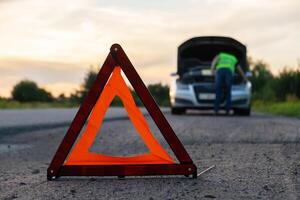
[199,93,215,100]
[201,69,212,76]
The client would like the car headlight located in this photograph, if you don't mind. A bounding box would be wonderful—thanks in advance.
[176,82,189,90]
[246,81,252,88]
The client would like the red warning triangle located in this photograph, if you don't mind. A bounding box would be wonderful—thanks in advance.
[47,44,196,180]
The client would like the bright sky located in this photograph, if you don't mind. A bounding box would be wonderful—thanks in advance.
[0,0,299,97]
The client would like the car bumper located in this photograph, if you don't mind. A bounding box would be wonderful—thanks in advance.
[170,82,251,109]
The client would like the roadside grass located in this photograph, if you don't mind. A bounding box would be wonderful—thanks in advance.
[0,100,78,109]
[253,100,300,118]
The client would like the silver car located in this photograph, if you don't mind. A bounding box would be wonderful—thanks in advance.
[170,36,252,115]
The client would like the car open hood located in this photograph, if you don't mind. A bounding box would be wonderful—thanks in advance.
[177,36,247,76]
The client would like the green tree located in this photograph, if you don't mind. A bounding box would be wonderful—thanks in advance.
[12,80,53,102]
[147,83,170,106]
[249,60,275,101]
[274,68,300,100]
[79,67,98,102]
[57,93,66,102]
[69,90,81,103]
[250,60,273,92]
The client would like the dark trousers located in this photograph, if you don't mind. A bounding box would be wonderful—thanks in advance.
[214,68,233,114]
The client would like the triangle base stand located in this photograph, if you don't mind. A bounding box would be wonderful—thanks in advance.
[48,164,197,180]
[47,44,197,180]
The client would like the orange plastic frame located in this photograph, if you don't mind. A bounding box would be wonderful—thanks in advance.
[65,67,174,165]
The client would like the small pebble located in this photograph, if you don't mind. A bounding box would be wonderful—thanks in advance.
[70,189,76,194]
[204,194,216,198]
[31,169,40,174]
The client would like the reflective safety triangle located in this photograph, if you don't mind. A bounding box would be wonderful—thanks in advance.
[47,44,197,180]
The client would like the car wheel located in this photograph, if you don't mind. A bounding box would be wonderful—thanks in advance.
[171,107,186,115]
[234,107,251,116]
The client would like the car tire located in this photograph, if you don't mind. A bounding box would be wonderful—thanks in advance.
[171,107,186,115]
[234,106,251,116]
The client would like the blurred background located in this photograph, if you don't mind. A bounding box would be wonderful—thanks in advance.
[0,0,299,116]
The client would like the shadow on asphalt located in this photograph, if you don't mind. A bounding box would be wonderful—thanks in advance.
[181,111,242,117]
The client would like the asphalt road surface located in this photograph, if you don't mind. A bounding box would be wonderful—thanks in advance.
[0,108,299,200]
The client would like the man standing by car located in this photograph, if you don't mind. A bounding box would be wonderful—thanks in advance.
[211,52,247,115]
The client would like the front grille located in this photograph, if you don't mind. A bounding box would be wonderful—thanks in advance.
[193,84,215,93]
[193,84,221,104]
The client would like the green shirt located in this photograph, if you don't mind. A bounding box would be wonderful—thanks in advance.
[216,52,238,74]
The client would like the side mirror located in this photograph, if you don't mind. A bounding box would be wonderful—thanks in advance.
[170,72,178,77]
[245,71,252,78]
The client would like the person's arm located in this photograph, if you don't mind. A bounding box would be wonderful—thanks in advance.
[211,55,219,75]
[236,65,248,82]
